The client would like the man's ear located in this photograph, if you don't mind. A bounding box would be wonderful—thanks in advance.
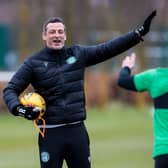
[42,32,47,41]
[64,32,67,41]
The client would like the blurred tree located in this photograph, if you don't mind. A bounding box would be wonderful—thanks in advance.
[18,0,32,62]
[1,0,168,107]
[60,0,91,45]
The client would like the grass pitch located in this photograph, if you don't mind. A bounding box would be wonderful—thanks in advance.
[0,102,153,168]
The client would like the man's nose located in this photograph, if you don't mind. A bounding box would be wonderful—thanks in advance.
[55,31,60,36]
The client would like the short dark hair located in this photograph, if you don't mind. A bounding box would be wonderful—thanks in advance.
[43,17,65,32]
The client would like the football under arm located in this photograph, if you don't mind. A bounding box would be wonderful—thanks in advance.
[118,67,137,91]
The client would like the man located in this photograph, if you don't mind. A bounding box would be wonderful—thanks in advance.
[3,11,156,168]
[118,53,168,168]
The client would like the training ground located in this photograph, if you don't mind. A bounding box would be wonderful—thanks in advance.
[0,102,153,168]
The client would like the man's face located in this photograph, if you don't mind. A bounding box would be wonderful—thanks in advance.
[42,22,66,50]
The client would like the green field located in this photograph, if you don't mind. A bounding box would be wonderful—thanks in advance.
[0,102,153,168]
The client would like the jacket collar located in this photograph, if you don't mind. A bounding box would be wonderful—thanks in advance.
[43,46,67,61]
[45,46,66,55]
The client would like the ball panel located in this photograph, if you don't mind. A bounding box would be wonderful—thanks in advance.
[19,92,46,116]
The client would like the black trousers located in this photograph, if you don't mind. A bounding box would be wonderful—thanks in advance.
[155,154,168,168]
[38,122,91,168]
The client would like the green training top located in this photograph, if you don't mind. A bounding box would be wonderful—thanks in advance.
[134,68,168,158]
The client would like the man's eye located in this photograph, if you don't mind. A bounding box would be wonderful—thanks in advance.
[49,31,55,34]
[58,30,64,34]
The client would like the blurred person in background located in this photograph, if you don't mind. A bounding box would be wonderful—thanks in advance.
[118,52,168,168]
[3,11,156,168]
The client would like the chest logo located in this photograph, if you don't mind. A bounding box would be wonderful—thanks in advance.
[66,56,76,64]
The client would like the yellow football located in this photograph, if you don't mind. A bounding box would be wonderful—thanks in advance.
[19,92,46,117]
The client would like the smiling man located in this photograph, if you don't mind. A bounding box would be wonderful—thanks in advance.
[3,12,156,168]
[42,20,67,49]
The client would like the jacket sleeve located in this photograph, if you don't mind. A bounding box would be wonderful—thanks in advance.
[3,60,33,115]
[118,67,137,91]
[82,31,141,67]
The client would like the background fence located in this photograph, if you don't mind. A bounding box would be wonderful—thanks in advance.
[0,71,151,112]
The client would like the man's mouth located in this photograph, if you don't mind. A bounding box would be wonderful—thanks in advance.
[53,39,61,44]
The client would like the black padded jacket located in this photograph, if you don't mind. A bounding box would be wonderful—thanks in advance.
[3,31,141,124]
